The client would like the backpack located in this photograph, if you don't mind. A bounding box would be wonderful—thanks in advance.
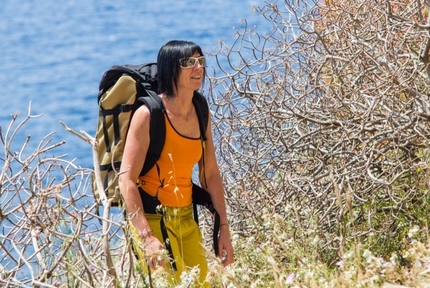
[93,63,210,205]
[93,63,160,204]
[93,63,221,260]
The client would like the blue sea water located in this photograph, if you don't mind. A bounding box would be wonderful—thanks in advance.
[0,0,273,169]
[0,1,275,281]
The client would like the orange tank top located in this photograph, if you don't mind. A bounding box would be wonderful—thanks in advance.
[137,114,202,207]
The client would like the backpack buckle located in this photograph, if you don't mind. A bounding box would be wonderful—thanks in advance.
[120,104,133,113]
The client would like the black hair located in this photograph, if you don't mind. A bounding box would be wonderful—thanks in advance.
[157,40,206,97]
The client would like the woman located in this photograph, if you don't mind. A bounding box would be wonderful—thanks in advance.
[119,40,234,285]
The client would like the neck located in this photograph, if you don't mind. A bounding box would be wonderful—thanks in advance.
[161,92,194,121]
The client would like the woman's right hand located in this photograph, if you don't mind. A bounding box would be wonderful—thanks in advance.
[143,233,168,270]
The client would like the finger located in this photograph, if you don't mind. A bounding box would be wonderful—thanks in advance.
[147,257,154,269]
[147,255,167,270]
[218,247,227,262]
[224,252,234,266]
[218,244,224,259]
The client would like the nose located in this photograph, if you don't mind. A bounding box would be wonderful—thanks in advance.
[194,60,204,69]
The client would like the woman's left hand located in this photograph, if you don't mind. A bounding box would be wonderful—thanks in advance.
[218,225,234,266]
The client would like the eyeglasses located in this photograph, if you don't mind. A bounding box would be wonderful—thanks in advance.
[179,56,206,68]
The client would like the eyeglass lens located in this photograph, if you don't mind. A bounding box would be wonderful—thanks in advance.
[179,57,205,68]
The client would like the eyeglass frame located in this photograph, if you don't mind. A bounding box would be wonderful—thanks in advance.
[178,56,206,68]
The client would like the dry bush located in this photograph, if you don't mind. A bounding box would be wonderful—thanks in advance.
[209,0,430,265]
[0,108,144,287]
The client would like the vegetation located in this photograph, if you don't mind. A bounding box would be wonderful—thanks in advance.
[2,0,430,287]
[210,0,430,283]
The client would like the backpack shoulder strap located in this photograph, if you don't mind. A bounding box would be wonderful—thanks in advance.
[137,88,166,176]
[192,90,211,189]
[191,92,221,256]
[192,91,209,141]
[136,89,207,178]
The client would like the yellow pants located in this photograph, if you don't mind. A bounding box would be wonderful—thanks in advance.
[130,204,209,286]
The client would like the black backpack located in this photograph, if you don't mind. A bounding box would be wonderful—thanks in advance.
[93,63,220,262]
[94,63,210,204]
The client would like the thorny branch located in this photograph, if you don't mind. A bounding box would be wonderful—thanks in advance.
[208,0,430,262]
[0,105,131,287]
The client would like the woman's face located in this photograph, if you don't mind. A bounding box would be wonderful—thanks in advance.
[176,52,204,93]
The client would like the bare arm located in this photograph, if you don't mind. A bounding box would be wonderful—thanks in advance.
[199,115,234,266]
[118,105,165,268]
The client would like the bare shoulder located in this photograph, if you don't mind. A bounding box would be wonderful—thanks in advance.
[131,104,151,128]
[135,104,151,116]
